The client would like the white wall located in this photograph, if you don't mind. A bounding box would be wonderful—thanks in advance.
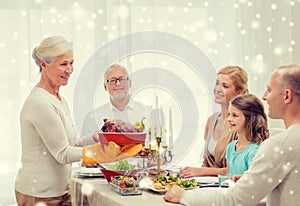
[1,0,298,204]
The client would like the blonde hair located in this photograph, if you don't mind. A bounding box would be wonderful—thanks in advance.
[218,66,249,94]
[32,36,73,72]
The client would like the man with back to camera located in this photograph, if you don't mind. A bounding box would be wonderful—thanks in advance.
[163,64,300,206]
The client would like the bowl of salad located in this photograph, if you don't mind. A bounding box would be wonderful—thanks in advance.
[101,160,137,183]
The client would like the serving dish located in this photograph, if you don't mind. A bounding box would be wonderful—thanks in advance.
[98,132,146,145]
[142,175,197,193]
[110,176,143,196]
[101,169,138,183]
[145,184,196,194]
[110,183,143,196]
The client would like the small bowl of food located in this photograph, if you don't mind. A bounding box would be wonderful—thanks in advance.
[101,169,138,183]
[110,176,143,196]
[100,160,137,183]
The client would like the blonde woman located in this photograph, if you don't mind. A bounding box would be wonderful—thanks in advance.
[180,66,248,177]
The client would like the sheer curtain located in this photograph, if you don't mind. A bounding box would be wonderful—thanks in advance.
[0,0,299,204]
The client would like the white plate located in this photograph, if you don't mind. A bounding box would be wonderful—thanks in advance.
[145,185,195,194]
[73,167,104,177]
[146,186,168,194]
[193,176,219,184]
[140,177,197,194]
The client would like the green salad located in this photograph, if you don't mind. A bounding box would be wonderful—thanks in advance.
[106,160,133,170]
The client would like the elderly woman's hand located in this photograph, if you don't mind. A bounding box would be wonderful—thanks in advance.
[92,130,100,142]
[163,185,185,204]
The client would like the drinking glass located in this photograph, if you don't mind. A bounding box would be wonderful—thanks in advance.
[218,174,233,187]
[170,165,182,177]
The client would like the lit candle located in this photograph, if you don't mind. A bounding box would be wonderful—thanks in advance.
[169,107,174,150]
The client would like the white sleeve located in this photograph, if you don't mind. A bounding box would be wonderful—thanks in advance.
[180,139,289,205]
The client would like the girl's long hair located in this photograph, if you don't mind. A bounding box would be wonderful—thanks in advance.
[230,94,269,144]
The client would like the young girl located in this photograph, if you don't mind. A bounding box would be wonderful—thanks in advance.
[226,94,269,176]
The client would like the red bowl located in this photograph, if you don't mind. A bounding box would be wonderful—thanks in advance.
[100,169,138,183]
[98,132,146,145]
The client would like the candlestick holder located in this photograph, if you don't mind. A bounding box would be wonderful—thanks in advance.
[144,136,173,175]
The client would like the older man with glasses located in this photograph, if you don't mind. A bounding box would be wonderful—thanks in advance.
[81,64,151,139]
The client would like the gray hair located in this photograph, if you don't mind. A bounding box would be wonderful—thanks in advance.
[32,36,73,72]
[103,64,130,82]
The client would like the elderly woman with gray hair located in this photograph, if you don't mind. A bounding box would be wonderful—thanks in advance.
[14,36,140,205]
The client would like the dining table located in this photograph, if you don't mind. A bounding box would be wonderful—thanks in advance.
[70,176,175,206]
[70,169,266,206]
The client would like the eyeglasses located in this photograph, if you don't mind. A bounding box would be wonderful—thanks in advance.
[106,77,129,84]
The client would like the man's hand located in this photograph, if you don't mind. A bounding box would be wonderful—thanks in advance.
[163,185,185,204]
[232,174,243,182]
